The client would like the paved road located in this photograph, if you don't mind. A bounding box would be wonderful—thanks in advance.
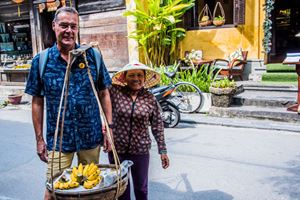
[1,109,300,200]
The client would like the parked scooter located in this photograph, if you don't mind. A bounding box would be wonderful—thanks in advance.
[150,85,180,128]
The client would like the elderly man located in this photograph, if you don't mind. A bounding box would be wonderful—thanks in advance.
[25,7,112,200]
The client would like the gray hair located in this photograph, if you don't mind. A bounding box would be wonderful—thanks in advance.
[53,7,79,22]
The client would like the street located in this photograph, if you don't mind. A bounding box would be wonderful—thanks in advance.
[1,109,300,200]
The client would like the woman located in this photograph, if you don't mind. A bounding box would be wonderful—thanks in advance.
[108,62,169,200]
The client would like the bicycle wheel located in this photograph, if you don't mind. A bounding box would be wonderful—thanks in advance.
[161,103,180,128]
[171,82,202,113]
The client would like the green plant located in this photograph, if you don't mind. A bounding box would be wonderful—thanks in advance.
[263,0,274,53]
[124,0,195,67]
[155,62,179,86]
[176,64,220,92]
[211,77,236,88]
[214,15,224,21]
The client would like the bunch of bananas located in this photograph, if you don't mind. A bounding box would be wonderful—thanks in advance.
[54,163,102,190]
[71,163,102,189]
[54,175,79,190]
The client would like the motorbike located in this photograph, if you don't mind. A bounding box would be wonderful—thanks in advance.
[150,85,180,128]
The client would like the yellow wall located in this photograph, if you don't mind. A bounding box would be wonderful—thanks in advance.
[180,0,265,60]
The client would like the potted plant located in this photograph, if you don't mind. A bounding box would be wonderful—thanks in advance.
[209,77,236,107]
[213,15,225,26]
[8,93,23,105]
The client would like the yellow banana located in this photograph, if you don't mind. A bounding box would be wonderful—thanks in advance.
[69,181,79,188]
[64,182,70,189]
[87,172,99,181]
[83,177,100,189]
[70,173,77,182]
[83,164,90,177]
[72,166,78,176]
[54,181,60,189]
[88,165,98,177]
[96,169,101,175]
[58,182,65,190]
[78,163,83,175]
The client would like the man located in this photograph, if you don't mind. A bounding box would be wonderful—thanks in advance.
[25,7,112,200]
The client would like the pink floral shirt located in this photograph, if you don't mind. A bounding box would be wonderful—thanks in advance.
[109,85,167,155]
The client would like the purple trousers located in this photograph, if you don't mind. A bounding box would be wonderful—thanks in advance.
[108,153,150,200]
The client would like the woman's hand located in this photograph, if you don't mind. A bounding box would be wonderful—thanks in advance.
[160,154,169,169]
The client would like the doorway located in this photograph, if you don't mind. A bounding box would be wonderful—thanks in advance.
[269,0,300,63]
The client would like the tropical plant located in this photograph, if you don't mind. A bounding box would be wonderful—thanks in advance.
[124,0,195,67]
[176,64,220,93]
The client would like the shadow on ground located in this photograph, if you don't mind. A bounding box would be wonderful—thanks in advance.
[266,156,300,199]
[149,173,233,200]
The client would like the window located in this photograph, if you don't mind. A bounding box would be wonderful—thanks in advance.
[183,0,245,30]
[76,0,126,15]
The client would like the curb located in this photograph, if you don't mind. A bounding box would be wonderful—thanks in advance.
[180,113,300,133]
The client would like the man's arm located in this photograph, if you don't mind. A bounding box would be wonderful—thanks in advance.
[98,88,113,152]
[32,96,47,162]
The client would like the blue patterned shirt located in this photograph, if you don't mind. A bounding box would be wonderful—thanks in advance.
[25,44,111,153]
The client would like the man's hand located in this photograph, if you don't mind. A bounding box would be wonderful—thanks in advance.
[161,154,169,169]
[37,139,48,163]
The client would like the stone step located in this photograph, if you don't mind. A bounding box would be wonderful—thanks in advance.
[209,105,300,123]
[232,83,297,107]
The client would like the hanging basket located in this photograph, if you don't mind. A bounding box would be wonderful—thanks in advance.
[213,2,226,26]
[47,164,129,200]
[198,4,212,27]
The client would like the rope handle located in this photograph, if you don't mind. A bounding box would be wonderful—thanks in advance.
[213,1,225,20]
[50,43,122,199]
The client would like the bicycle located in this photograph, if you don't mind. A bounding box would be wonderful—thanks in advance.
[162,63,203,113]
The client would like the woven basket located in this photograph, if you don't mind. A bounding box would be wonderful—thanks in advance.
[198,4,212,28]
[47,164,128,200]
[213,19,225,26]
[212,2,226,27]
[199,20,212,27]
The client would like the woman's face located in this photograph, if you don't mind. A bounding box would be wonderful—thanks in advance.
[125,69,145,91]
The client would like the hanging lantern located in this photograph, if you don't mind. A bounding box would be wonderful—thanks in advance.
[47,0,60,12]
[39,3,46,13]
[12,0,25,17]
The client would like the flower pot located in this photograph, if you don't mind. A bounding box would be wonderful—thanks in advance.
[8,93,23,105]
[213,19,225,26]
[198,20,212,27]
[209,87,235,107]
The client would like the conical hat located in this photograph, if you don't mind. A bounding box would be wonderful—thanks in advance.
[112,62,160,88]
